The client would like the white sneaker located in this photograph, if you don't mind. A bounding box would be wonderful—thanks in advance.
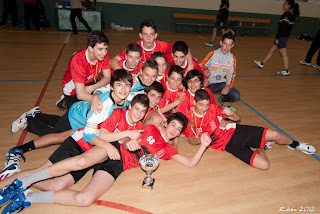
[277,70,290,76]
[299,60,311,66]
[254,60,264,69]
[11,114,28,133]
[56,95,66,110]
[312,64,320,69]
[5,147,24,167]
[25,106,40,117]
[287,142,316,155]
[265,141,275,150]
[205,41,213,47]
[0,163,21,181]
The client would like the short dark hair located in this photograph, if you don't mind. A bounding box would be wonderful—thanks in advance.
[185,69,204,89]
[88,31,109,48]
[150,51,167,62]
[140,19,157,33]
[221,31,235,43]
[130,94,149,110]
[194,89,210,102]
[172,41,189,56]
[110,69,133,87]
[167,112,188,134]
[126,43,142,57]
[142,59,158,71]
[144,81,165,97]
[168,65,184,78]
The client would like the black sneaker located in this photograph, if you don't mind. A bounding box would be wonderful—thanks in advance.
[56,95,66,110]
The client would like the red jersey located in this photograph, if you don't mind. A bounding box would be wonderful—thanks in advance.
[111,59,143,75]
[120,125,178,171]
[62,49,110,96]
[176,88,216,115]
[157,68,169,84]
[158,82,184,116]
[167,58,207,80]
[183,104,236,151]
[73,109,144,151]
[117,40,173,63]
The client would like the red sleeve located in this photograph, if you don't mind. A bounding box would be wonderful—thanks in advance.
[193,58,207,80]
[100,109,121,132]
[117,49,126,60]
[70,55,88,83]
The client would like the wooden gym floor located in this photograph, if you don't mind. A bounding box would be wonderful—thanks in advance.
[0,26,319,214]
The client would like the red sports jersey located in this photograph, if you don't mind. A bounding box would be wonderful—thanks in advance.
[75,109,144,151]
[184,104,235,151]
[62,49,110,96]
[157,68,169,84]
[111,59,143,75]
[167,58,207,80]
[117,40,173,63]
[158,82,184,116]
[176,88,216,115]
[120,125,178,171]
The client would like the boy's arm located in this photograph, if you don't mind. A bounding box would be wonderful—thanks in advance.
[171,133,211,167]
[185,48,194,72]
[99,128,143,142]
[222,107,241,122]
[85,69,111,94]
[91,136,120,160]
[187,137,201,145]
[160,93,186,113]
[109,55,122,70]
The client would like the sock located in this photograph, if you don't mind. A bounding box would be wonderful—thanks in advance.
[17,140,35,153]
[26,191,54,204]
[289,140,299,148]
[20,167,52,189]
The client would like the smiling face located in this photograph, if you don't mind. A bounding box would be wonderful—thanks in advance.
[88,43,108,61]
[187,76,202,94]
[125,51,142,69]
[140,67,158,86]
[165,119,184,139]
[110,80,132,102]
[219,38,234,54]
[139,26,158,49]
[193,99,210,116]
[172,51,186,67]
[128,102,147,123]
[154,57,167,76]
[168,72,183,90]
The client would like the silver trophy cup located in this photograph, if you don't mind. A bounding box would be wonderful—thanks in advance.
[139,154,160,190]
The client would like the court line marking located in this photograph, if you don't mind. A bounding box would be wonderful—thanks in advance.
[240,99,320,161]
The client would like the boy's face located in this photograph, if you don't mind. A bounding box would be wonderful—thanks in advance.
[111,80,132,101]
[128,102,147,123]
[126,51,142,69]
[220,38,234,54]
[165,119,183,139]
[193,99,210,116]
[139,27,158,49]
[155,57,167,76]
[89,43,108,61]
[168,72,183,90]
[141,67,158,86]
[187,76,202,94]
[146,89,162,109]
[172,51,186,67]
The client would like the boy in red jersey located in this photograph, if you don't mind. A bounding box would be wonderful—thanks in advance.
[168,41,209,87]
[0,113,212,211]
[184,89,317,170]
[176,69,216,115]
[112,43,143,76]
[62,31,111,109]
[109,19,194,71]
[158,65,185,116]
[150,51,169,84]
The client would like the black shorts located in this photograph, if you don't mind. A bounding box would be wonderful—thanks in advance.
[274,37,289,49]
[225,124,267,166]
[93,142,123,180]
[64,94,80,110]
[215,18,228,30]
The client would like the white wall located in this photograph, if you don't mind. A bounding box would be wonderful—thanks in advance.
[97,0,320,18]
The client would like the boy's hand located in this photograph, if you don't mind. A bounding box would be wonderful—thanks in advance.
[177,92,186,104]
[203,69,211,77]
[127,130,144,140]
[91,94,102,114]
[125,139,141,151]
[200,133,212,147]
[106,144,121,160]
[221,86,230,95]
[222,107,234,117]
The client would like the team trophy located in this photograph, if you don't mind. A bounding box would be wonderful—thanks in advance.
[139,154,160,190]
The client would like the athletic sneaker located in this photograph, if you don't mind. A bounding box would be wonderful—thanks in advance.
[0,163,20,181]
[264,141,275,150]
[299,60,311,66]
[277,70,290,76]
[11,107,40,133]
[56,95,67,110]
[254,60,264,69]
[1,190,31,214]
[0,179,25,206]
[312,64,320,69]
[205,41,213,47]
[287,142,317,155]
[5,148,25,167]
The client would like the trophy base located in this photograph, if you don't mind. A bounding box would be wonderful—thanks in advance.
[142,178,155,190]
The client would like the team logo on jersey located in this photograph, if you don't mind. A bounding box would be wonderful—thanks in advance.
[165,100,169,105]
[87,74,93,80]
[210,121,217,131]
[147,136,155,145]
